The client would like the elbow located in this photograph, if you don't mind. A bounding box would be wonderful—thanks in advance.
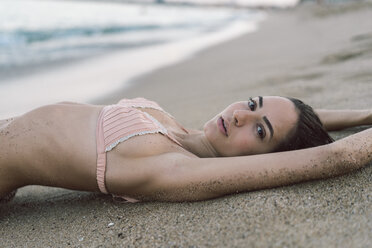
[324,140,368,177]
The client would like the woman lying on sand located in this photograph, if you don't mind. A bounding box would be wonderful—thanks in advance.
[0,97,371,203]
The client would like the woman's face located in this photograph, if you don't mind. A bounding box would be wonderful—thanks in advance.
[204,96,298,156]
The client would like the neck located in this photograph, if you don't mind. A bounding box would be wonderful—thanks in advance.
[173,130,219,158]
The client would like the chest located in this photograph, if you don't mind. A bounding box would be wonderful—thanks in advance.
[100,107,187,158]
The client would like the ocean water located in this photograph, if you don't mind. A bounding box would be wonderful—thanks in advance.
[0,0,268,118]
[0,0,259,69]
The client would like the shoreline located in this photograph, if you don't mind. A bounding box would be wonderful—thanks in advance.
[0,9,263,119]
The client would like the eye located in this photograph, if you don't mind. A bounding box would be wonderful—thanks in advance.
[248,98,257,111]
[257,124,266,140]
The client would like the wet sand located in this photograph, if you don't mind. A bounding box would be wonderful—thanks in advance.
[1,2,372,247]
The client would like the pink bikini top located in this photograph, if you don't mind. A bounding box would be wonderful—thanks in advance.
[96,98,184,202]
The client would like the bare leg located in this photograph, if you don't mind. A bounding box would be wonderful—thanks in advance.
[0,116,25,201]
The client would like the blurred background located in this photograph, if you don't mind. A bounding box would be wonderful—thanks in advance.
[0,0,270,118]
[0,0,366,118]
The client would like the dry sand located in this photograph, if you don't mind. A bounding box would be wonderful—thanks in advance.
[1,2,372,247]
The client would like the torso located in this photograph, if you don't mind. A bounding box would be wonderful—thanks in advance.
[0,100,193,193]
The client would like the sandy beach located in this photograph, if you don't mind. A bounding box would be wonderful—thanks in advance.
[1,2,372,247]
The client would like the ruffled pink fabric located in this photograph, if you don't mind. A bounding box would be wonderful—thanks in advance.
[96,98,182,203]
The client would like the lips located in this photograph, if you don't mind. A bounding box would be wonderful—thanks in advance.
[218,117,228,136]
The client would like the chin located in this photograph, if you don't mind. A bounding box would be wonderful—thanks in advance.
[203,121,218,142]
[203,118,214,134]
[203,123,212,140]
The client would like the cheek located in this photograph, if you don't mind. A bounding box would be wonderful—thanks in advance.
[235,137,251,148]
[203,118,222,150]
[204,119,216,137]
[230,135,256,154]
[232,134,274,156]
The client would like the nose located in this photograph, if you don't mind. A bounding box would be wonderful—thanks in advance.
[233,109,258,127]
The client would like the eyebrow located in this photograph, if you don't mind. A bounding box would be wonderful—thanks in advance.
[257,96,274,139]
[263,116,274,140]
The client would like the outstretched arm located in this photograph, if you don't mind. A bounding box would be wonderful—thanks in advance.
[316,109,372,131]
[109,128,372,202]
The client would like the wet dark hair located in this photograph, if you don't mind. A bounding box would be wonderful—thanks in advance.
[273,97,334,153]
